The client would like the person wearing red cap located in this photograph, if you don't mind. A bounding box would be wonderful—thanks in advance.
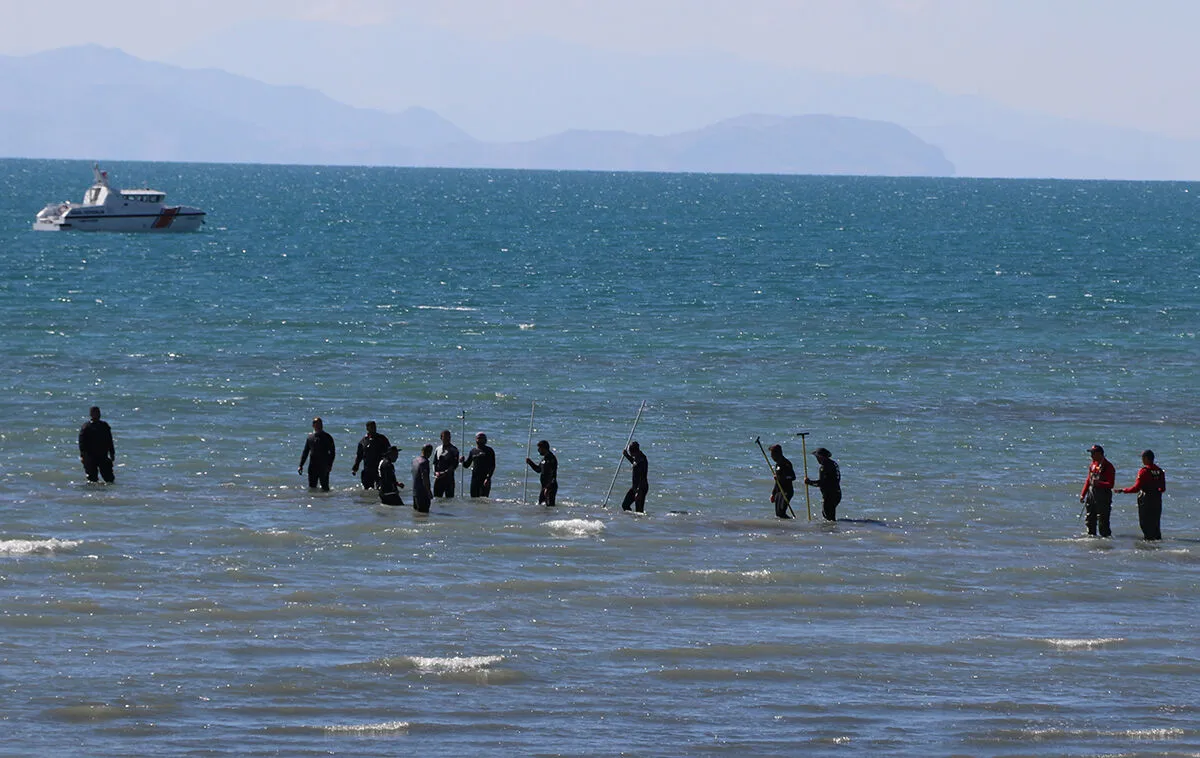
[1080,444,1115,537]
[1117,450,1165,541]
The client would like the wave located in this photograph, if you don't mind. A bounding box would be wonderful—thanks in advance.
[322,721,410,735]
[0,538,82,556]
[1039,637,1124,650]
[545,519,605,538]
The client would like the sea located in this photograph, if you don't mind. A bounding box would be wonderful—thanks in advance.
[1,158,1197,756]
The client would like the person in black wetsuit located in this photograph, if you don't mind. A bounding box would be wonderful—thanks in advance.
[377,446,404,506]
[621,441,649,513]
[805,447,842,521]
[526,439,559,507]
[461,432,496,498]
[78,406,116,483]
[350,420,390,489]
[298,417,336,491]
[411,444,433,513]
[769,444,795,519]
[432,430,460,498]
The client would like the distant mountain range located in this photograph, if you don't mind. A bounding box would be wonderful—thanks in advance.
[161,18,1200,181]
[0,46,952,177]
[7,42,1200,179]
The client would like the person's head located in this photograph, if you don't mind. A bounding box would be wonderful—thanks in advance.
[628,441,640,453]
[89,406,102,421]
[813,447,832,461]
[312,417,323,431]
[421,443,434,457]
[1089,444,1104,461]
[1142,449,1156,464]
[365,420,377,434]
[441,430,452,444]
[385,446,399,462]
[476,432,487,447]
[537,439,550,454]
[769,444,783,461]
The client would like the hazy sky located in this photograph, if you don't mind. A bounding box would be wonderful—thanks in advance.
[4,0,1199,140]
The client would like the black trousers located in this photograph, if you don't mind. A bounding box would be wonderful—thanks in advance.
[360,464,380,490]
[82,453,114,483]
[469,475,491,498]
[1085,488,1112,537]
[1137,492,1162,540]
[821,491,842,521]
[772,484,794,519]
[307,464,331,491]
[433,473,455,498]
[621,484,648,512]
[539,481,558,507]
[379,491,404,506]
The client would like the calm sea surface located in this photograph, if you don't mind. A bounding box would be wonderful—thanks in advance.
[1,159,1198,756]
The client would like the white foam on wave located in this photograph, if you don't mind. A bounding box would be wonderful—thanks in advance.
[323,721,410,735]
[1041,637,1124,650]
[691,569,772,579]
[415,304,478,312]
[546,518,605,538]
[405,655,504,673]
[0,538,82,556]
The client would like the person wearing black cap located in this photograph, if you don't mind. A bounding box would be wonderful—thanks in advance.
[1080,444,1115,537]
[377,446,404,506]
[805,447,842,521]
[768,444,795,519]
[1117,449,1165,541]
[620,441,649,513]
[461,432,496,498]
[298,417,336,491]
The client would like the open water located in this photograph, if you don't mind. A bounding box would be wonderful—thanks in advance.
[1,158,1198,756]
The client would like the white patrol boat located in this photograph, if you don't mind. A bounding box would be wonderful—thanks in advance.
[33,164,206,232]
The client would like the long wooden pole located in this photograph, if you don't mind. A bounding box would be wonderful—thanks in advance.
[797,431,812,521]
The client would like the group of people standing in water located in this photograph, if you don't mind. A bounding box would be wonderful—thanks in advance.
[1081,444,1166,541]
[78,408,1169,538]
[296,417,646,514]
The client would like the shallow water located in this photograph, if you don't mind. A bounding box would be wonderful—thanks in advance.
[1,160,1197,755]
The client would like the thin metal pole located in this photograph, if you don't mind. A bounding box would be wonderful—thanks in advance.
[458,409,466,496]
[523,401,536,504]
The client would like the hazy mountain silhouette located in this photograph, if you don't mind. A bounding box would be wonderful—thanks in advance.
[0,46,953,176]
[167,18,1200,180]
[415,115,953,176]
[0,45,468,165]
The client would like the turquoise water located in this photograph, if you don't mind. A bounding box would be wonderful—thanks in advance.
[1,159,1198,755]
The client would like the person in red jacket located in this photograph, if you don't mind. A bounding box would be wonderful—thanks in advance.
[1117,449,1165,541]
[1080,444,1115,537]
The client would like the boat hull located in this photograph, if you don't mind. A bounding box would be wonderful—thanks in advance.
[33,210,206,232]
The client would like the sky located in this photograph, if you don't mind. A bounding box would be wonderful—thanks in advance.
[3,0,1199,141]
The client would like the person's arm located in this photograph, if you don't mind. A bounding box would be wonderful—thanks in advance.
[1120,467,1148,494]
[526,458,542,472]
[352,440,365,473]
[1160,469,1166,493]
[106,426,115,460]
[299,437,311,472]
[1097,461,1115,490]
